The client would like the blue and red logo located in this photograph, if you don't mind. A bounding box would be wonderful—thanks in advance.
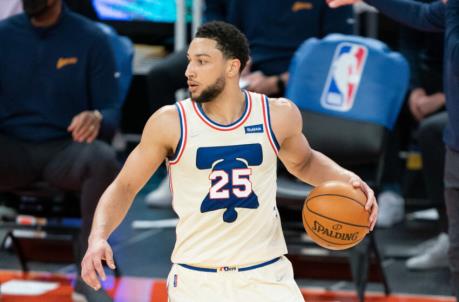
[321,43,368,112]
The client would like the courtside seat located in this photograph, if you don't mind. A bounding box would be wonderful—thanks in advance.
[0,182,81,271]
[278,34,409,302]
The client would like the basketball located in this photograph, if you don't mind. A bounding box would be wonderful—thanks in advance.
[302,181,370,250]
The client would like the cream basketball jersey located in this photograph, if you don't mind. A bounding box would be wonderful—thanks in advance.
[168,90,287,267]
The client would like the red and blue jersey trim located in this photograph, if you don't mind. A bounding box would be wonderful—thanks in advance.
[169,101,187,165]
[261,95,280,155]
[192,90,252,131]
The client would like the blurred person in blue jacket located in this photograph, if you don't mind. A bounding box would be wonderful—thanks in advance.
[328,0,459,298]
[0,1,121,300]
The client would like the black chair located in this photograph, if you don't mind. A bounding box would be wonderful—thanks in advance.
[0,182,124,278]
[278,34,409,301]
[0,182,82,272]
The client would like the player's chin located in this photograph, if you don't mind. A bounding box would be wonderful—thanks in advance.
[190,91,199,99]
[189,91,205,103]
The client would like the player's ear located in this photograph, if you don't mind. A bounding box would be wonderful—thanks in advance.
[227,58,241,78]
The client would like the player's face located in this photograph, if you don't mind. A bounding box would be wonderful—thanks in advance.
[186,38,227,103]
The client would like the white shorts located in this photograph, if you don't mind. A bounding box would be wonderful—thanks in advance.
[167,256,304,302]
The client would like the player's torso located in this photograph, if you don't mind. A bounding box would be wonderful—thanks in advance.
[169,90,287,266]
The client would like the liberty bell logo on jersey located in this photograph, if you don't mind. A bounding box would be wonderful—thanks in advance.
[196,144,262,223]
[320,43,368,112]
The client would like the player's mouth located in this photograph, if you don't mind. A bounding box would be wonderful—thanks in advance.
[188,81,199,92]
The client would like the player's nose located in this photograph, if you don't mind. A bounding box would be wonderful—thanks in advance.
[185,63,196,79]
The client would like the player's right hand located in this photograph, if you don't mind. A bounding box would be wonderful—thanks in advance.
[327,0,361,8]
[81,239,116,291]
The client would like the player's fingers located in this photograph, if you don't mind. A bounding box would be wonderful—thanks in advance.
[104,247,116,270]
[81,259,101,290]
[370,220,376,232]
[369,202,378,231]
[351,180,361,188]
[364,186,375,211]
[93,257,106,281]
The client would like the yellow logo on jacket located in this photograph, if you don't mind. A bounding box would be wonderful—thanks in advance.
[292,1,313,12]
[56,57,78,69]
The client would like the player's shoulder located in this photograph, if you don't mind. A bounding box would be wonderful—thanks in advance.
[141,104,181,148]
[143,105,181,137]
[147,104,180,128]
[267,97,303,136]
[267,97,301,119]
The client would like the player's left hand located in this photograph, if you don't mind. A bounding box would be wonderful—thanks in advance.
[243,71,279,95]
[349,176,378,231]
[68,110,102,143]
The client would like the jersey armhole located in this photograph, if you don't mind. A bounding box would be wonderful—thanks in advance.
[261,95,280,155]
[168,101,187,165]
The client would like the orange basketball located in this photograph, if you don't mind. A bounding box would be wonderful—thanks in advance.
[302,181,370,250]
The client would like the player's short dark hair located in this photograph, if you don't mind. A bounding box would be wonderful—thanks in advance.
[195,21,250,72]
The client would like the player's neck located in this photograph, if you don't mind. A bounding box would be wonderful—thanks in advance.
[201,86,246,125]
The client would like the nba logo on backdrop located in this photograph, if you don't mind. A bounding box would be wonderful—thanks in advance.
[321,43,368,112]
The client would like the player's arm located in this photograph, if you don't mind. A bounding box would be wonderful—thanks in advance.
[271,98,377,229]
[81,105,180,290]
[327,0,445,32]
[272,99,356,186]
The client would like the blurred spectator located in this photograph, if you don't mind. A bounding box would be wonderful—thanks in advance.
[406,113,448,270]
[230,0,354,96]
[0,0,22,20]
[327,0,458,297]
[377,0,446,231]
[374,0,449,270]
[401,6,448,270]
[145,0,354,207]
[0,0,120,300]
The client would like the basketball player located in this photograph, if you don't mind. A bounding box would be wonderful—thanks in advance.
[81,21,378,301]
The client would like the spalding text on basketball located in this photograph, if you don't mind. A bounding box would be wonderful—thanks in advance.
[312,221,359,241]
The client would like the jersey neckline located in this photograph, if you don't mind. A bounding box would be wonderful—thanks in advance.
[192,90,252,131]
